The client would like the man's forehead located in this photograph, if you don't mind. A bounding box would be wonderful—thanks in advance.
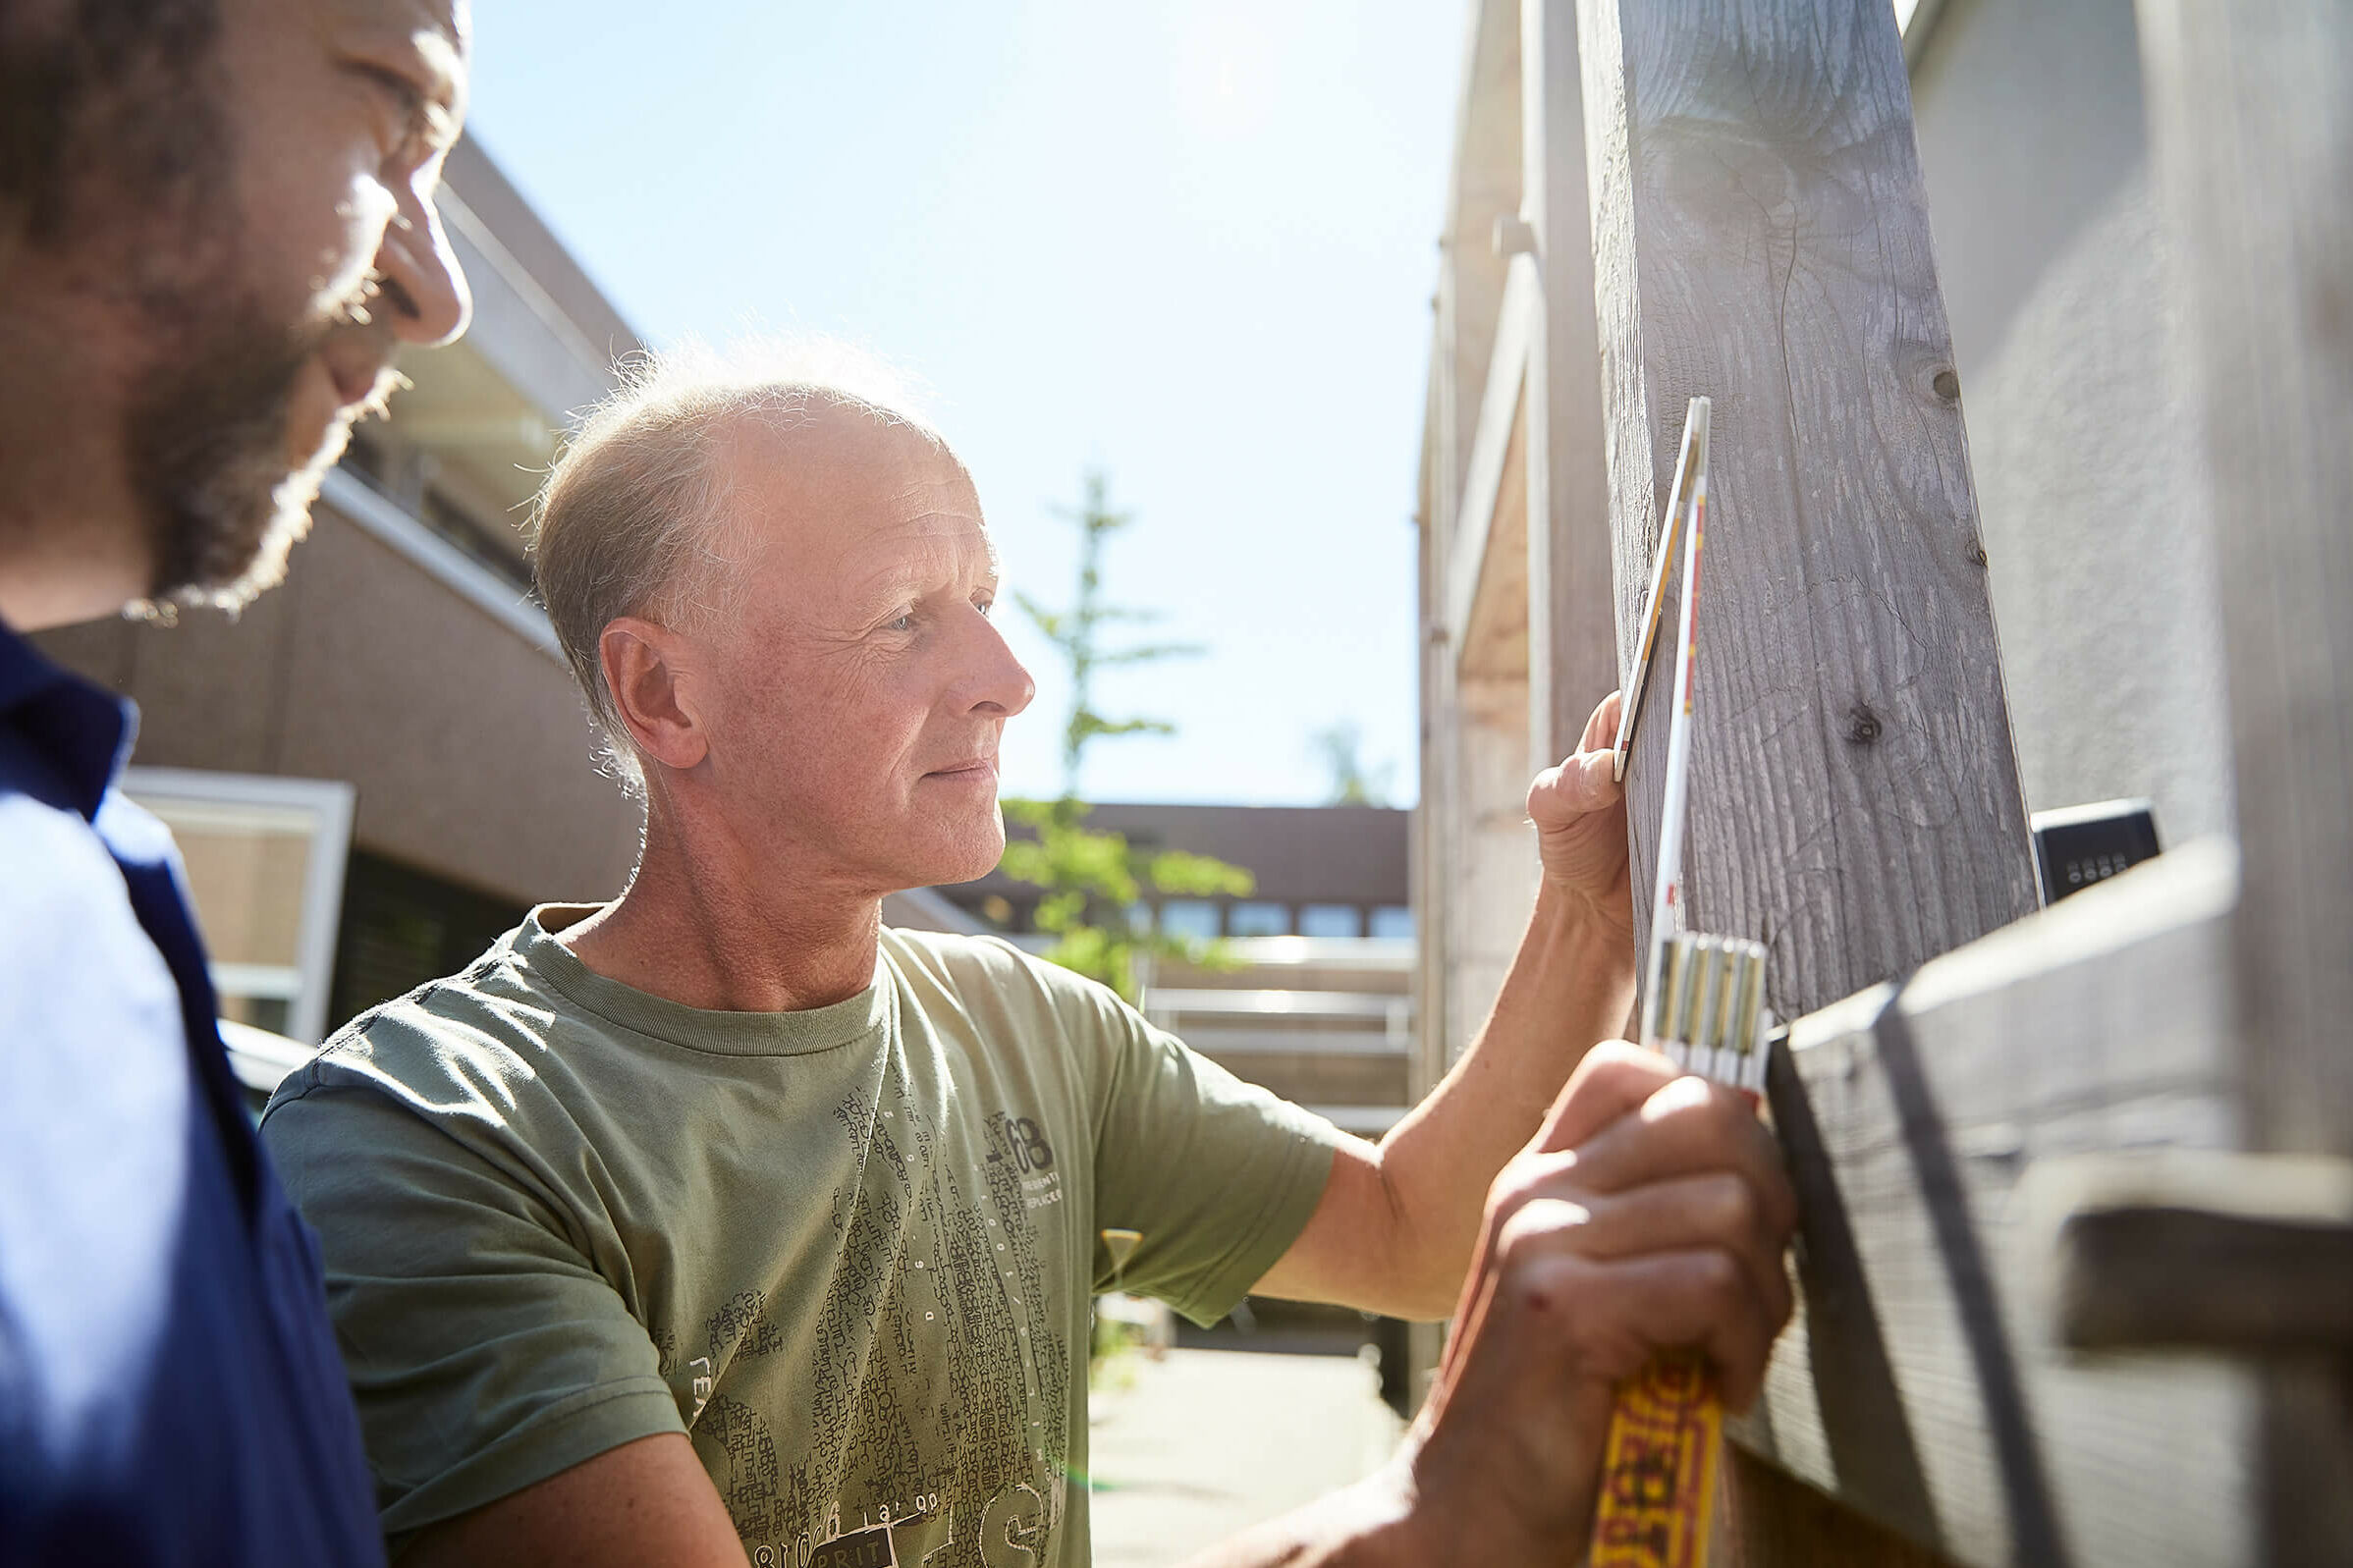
[720,406,959,501]
[714,406,987,558]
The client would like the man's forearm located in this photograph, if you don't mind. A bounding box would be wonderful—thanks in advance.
[1370,884,1636,1317]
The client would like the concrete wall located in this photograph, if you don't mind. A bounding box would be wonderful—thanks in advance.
[1911,0,2233,844]
[34,502,641,905]
[438,136,640,427]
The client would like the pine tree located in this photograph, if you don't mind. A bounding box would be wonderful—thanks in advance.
[999,469,1251,1000]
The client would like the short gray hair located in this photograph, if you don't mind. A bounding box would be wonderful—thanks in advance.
[528,336,947,796]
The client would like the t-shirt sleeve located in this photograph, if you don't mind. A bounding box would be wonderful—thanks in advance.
[1058,971,1351,1327]
[261,1068,684,1543]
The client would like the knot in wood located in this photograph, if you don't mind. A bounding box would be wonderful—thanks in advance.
[1846,703,1884,745]
[1933,368,1962,403]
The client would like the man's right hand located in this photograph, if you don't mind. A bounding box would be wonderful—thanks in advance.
[1394,1042,1798,1562]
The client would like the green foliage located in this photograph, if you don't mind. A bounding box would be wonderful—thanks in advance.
[999,470,1254,1002]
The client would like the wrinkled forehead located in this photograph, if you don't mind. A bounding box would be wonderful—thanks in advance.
[708,401,988,569]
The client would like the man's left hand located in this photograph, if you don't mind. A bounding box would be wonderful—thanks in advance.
[1526,690,1633,944]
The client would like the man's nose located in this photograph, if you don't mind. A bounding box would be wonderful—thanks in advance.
[378,180,472,348]
[970,608,1035,719]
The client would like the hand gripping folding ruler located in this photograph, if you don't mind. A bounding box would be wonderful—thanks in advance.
[1588,397,1776,1568]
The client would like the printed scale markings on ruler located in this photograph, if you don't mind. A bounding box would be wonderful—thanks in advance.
[1590,398,1774,1568]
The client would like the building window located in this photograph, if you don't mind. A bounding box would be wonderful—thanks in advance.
[1158,899,1220,941]
[340,435,533,596]
[329,849,528,1034]
[1228,901,1289,938]
[419,488,535,596]
[1298,903,1362,939]
[1370,905,1415,941]
[123,769,356,1046]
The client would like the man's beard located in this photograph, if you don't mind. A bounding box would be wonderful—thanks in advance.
[123,292,383,617]
[7,0,392,619]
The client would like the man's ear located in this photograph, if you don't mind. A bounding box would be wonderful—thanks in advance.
[600,616,708,773]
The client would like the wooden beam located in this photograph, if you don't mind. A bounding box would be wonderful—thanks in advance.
[2032,1151,2353,1352]
[1443,260,1536,651]
[1574,0,2045,1557]
[1436,0,1526,494]
[1574,0,2038,1020]
[2136,3,2353,1559]
[1410,338,1457,1420]
[1740,840,2257,1568]
[1519,0,1616,769]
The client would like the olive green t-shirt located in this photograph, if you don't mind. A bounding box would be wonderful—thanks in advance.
[260,908,1346,1566]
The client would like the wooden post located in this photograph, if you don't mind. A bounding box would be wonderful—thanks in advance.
[2137,2,2353,1559]
[1519,0,1616,769]
[1573,0,2039,1558]
[1574,0,2038,1019]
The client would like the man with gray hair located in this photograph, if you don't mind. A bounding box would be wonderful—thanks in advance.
[262,343,1796,1568]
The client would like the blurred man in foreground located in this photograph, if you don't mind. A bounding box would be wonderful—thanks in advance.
[0,0,471,1558]
[263,348,1797,1567]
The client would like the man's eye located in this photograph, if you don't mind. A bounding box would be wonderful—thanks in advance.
[974,597,995,619]
[885,613,916,633]
[355,66,434,156]
[357,65,421,113]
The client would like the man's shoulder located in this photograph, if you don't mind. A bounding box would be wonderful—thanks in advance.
[0,776,137,911]
[0,780,386,1565]
[880,924,1030,977]
[261,928,552,1131]
[0,777,196,1244]
[0,784,183,1038]
[880,926,1122,1016]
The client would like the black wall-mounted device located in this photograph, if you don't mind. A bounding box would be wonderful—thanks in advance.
[2031,798,2162,905]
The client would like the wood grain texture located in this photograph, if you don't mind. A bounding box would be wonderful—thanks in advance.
[2052,1205,2353,1352]
[1520,0,1619,768]
[1574,0,2037,1019]
[2138,0,2353,1162]
[2136,4,2353,1558]
[1713,1451,1955,1568]
[1738,840,2258,1568]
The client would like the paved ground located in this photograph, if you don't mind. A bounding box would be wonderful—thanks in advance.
[1084,1348,1403,1568]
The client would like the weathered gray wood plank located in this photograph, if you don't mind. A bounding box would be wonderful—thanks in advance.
[2035,1150,2353,1352]
[1737,840,2256,1568]
[1574,0,2037,1019]
[1520,0,1617,769]
[2136,3,2353,1558]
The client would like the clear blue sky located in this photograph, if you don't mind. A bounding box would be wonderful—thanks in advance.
[465,0,1467,806]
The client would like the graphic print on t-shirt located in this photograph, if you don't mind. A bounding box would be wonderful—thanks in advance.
[684,1054,1071,1568]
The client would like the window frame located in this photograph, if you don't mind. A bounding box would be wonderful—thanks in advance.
[123,767,356,1046]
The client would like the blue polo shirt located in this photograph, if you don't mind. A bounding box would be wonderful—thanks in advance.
[0,620,384,1565]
